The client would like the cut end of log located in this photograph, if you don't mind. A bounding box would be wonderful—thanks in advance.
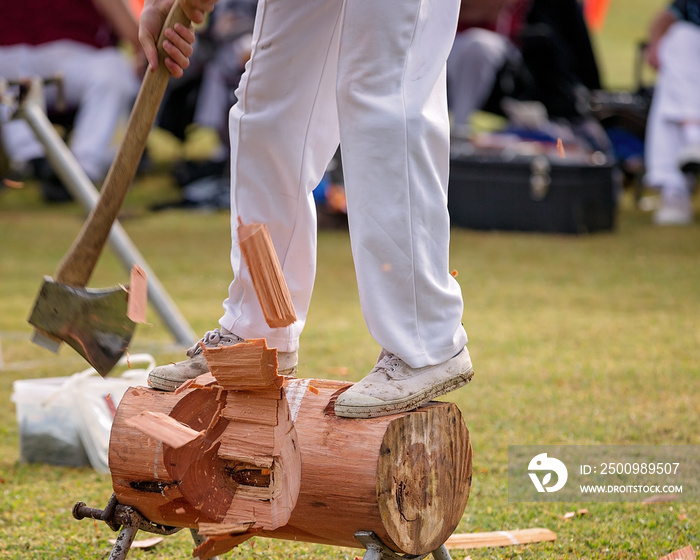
[237,220,297,329]
[111,342,302,558]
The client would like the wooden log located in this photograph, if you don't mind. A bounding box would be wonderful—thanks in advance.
[110,377,472,557]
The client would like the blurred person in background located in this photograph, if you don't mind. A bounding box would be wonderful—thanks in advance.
[0,0,141,202]
[446,0,529,135]
[643,0,700,225]
[447,0,609,155]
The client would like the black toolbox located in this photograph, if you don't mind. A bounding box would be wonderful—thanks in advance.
[447,140,618,234]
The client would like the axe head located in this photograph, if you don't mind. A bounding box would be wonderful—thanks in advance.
[28,277,136,377]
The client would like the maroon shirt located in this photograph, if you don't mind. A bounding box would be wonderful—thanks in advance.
[0,0,116,47]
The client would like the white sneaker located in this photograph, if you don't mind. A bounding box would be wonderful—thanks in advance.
[334,347,474,419]
[148,327,298,391]
[653,192,694,226]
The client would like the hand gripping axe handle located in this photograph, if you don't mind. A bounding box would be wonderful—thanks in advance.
[28,2,191,376]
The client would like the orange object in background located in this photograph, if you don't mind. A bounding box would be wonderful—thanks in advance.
[584,0,611,32]
[128,0,144,19]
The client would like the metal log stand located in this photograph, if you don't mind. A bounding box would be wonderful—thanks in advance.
[354,532,453,560]
[73,495,454,560]
[73,494,217,560]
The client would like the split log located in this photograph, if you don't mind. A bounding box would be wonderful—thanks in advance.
[110,375,472,557]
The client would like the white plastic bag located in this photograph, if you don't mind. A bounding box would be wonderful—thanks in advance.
[12,354,155,472]
[69,354,155,473]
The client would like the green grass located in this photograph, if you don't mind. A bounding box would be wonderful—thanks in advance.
[1,2,699,557]
[2,175,699,560]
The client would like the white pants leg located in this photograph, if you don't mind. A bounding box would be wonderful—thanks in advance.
[0,41,138,180]
[222,0,467,368]
[644,22,700,194]
[447,28,515,127]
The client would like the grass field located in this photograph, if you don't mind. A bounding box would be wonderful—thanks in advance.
[1,1,699,558]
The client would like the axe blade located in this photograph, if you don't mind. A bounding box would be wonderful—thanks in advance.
[28,277,136,376]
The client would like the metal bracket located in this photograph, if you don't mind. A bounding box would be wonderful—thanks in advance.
[354,531,453,560]
[73,494,220,560]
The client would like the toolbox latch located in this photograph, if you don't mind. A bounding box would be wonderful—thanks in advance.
[529,156,551,201]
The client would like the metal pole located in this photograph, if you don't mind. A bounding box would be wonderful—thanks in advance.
[108,526,138,560]
[17,79,196,347]
[431,544,453,560]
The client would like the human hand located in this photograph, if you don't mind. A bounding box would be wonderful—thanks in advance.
[643,41,660,71]
[139,0,212,78]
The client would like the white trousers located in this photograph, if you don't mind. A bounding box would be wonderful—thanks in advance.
[220,0,468,368]
[0,41,139,181]
[644,21,700,194]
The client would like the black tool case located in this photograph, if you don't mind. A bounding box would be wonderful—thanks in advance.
[447,142,618,234]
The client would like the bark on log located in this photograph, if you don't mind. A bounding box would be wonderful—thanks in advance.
[110,377,472,557]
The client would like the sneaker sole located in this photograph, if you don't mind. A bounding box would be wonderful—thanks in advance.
[148,364,299,392]
[334,367,474,419]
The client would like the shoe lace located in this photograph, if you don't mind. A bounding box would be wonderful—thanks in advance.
[186,328,243,358]
[374,351,403,379]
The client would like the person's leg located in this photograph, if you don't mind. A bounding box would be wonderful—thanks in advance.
[447,28,514,131]
[149,0,344,390]
[59,42,139,181]
[644,22,700,225]
[222,0,344,351]
[334,0,471,417]
[0,45,50,168]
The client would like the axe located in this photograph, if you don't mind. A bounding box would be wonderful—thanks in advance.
[28,2,191,376]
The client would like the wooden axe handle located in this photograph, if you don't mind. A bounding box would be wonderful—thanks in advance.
[54,2,191,286]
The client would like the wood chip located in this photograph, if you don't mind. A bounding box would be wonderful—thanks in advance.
[3,178,24,188]
[193,532,254,560]
[127,264,148,324]
[203,339,281,390]
[445,528,556,550]
[108,536,163,549]
[125,411,203,448]
[174,377,196,395]
[643,494,681,504]
[659,545,696,560]
[557,137,565,158]
[237,220,296,328]
[198,521,255,537]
